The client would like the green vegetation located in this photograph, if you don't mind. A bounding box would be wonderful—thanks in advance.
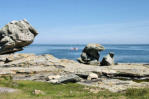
[0,76,149,99]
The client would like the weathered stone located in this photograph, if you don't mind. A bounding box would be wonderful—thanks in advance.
[0,87,18,93]
[47,75,61,80]
[0,19,38,54]
[32,89,44,95]
[79,78,149,92]
[100,52,114,66]
[87,73,98,80]
[47,75,61,83]
[0,53,149,92]
[47,74,81,84]
[77,43,104,65]
[0,54,59,67]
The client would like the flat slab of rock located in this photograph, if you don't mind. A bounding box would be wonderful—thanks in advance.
[0,53,149,92]
[0,87,18,93]
[79,78,149,92]
[47,74,81,83]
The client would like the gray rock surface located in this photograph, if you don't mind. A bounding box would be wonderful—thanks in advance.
[53,74,81,83]
[0,53,149,92]
[79,78,149,92]
[100,52,114,66]
[0,87,18,93]
[77,44,104,65]
[0,19,38,54]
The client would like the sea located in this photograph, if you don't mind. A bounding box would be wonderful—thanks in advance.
[18,44,149,63]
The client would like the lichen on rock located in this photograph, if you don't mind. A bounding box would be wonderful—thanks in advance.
[0,19,38,54]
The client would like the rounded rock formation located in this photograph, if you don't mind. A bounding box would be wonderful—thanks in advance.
[0,19,38,54]
[77,43,104,65]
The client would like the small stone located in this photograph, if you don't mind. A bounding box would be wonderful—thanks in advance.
[32,89,44,95]
[87,73,98,80]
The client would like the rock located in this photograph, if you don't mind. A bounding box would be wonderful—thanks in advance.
[80,78,149,92]
[57,74,81,83]
[87,73,98,80]
[0,53,60,67]
[79,78,149,92]
[0,19,38,54]
[32,89,44,95]
[47,74,81,84]
[0,87,18,93]
[47,75,61,80]
[77,43,104,65]
[100,52,114,66]
[47,75,61,83]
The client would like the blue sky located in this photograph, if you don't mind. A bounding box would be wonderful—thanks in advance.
[0,0,149,44]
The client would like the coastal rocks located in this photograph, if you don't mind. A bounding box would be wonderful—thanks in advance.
[0,19,38,54]
[100,52,115,66]
[0,53,149,92]
[77,44,104,65]
[0,53,60,67]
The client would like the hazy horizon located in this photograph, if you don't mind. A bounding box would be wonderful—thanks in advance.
[0,0,149,44]
[31,43,149,45]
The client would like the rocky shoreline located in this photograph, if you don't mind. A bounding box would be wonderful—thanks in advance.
[0,20,149,93]
[0,53,149,92]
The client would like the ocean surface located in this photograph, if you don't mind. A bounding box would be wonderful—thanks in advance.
[19,44,149,63]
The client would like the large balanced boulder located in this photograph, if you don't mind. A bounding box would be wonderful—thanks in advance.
[100,52,114,66]
[77,43,104,65]
[0,19,38,54]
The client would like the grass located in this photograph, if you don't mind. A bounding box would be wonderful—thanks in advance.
[0,76,149,99]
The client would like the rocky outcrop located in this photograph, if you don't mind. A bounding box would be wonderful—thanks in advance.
[100,52,114,66]
[80,78,149,92]
[0,53,149,92]
[77,44,104,65]
[0,19,38,54]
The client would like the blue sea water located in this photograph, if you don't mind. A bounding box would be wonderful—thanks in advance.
[19,44,149,63]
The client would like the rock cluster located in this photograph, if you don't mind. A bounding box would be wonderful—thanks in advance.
[0,19,38,54]
[77,44,104,65]
[78,43,115,66]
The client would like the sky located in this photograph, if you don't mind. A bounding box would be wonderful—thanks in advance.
[0,0,149,44]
